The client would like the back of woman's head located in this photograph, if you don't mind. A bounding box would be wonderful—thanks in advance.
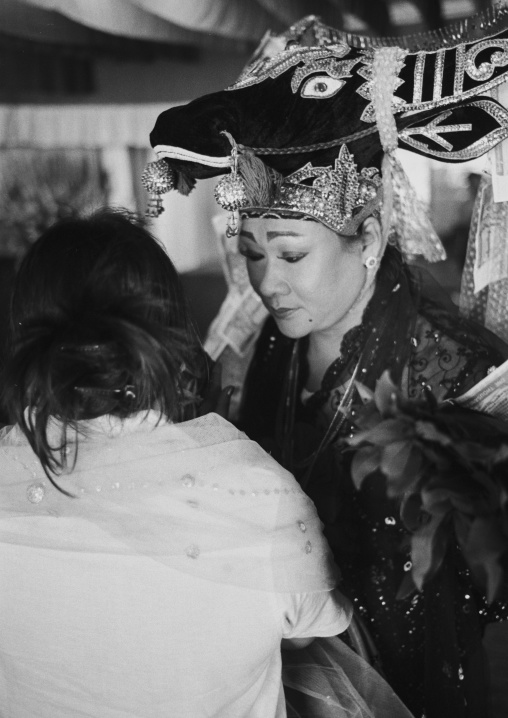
[2,209,206,480]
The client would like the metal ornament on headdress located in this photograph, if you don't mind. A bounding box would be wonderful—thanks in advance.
[141,159,176,218]
[214,132,249,237]
[371,47,446,264]
[255,146,381,235]
[73,384,137,401]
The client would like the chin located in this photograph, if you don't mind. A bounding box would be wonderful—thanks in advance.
[273,317,313,339]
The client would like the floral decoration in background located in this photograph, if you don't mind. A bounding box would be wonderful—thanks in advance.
[0,149,107,259]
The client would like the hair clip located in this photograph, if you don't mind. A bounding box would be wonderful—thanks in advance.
[121,385,136,401]
[73,384,137,401]
[59,342,115,354]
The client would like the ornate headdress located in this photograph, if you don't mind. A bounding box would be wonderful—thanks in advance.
[143,8,508,266]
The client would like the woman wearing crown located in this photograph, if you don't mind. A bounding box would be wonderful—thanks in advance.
[222,147,508,718]
[145,15,508,718]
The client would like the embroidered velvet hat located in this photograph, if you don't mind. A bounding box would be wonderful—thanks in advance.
[144,9,508,260]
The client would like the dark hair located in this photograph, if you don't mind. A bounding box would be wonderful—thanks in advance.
[1,209,206,486]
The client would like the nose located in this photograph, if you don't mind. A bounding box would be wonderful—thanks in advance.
[256,259,290,301]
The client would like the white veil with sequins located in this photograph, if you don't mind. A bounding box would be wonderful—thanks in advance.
[0,411,339,593]
[0,410,416,717]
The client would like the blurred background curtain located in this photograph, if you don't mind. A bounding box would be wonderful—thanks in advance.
[8,0,485,44]
[0,103,221,272]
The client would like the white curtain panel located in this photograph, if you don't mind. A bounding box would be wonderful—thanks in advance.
[0,104,172,149]
[14,0,348,43]
[16,0,284,42]
[16,0,214,43]
[4,1,481,48]
[0,104,224,270]
[132,0,282,39]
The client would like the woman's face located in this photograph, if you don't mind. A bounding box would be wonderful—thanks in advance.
[239,216,366,339]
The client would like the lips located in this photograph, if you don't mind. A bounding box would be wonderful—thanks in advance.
[269,307,298,319]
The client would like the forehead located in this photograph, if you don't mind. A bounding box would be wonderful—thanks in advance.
[240,216,334,241]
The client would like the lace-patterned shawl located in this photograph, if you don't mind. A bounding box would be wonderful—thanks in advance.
[239,248,507,450]
[307,250,507,428]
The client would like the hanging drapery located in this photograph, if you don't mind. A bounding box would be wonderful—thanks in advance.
[0,104,171,149]
[127,0,284,39]
[10,0,481,48]
[13,0,284,44]
[0,104,163,256]
[16,0,206,43]
[0,104,221,271]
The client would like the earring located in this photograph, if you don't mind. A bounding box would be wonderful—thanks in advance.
[214,137,249,237]
[364,255,379,270]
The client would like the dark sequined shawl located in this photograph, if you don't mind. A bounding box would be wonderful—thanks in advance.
[239,246,508,718]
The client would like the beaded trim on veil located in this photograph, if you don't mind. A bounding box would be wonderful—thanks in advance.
[0,412,339,594]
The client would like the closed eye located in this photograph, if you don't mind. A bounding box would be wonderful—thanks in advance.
[239,247,264,261]
[300,75,345,99]
[279,253,308,263]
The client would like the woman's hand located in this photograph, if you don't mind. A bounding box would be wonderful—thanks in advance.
[198,361,235,420]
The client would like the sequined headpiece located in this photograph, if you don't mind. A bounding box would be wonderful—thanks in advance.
[213,144,381,236]
[261,147,381,234]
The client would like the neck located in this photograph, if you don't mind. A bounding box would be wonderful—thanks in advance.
[306,279,375,392]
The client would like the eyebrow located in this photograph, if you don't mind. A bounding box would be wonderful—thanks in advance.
[239,230,304,243]
[267,231,303,240]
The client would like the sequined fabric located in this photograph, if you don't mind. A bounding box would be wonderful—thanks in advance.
[370,48,405,149]
[0,412,337,594]
[239,247,508,718]
[254,146,382,236]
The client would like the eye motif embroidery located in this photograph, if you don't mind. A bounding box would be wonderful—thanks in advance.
[291,57,360,99]
[300,75,346,98]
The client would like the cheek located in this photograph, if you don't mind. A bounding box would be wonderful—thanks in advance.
[302,258,339,300]
[246,261,262,292]
[289,257,328,301]
[308,255,363,316]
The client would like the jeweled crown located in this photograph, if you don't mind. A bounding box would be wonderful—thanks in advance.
[214,144,382,236]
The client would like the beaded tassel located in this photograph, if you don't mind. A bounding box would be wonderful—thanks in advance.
[214,133,249,237]
[141,160,176,218]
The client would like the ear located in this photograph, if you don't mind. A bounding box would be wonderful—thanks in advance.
[360,215,383,262]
